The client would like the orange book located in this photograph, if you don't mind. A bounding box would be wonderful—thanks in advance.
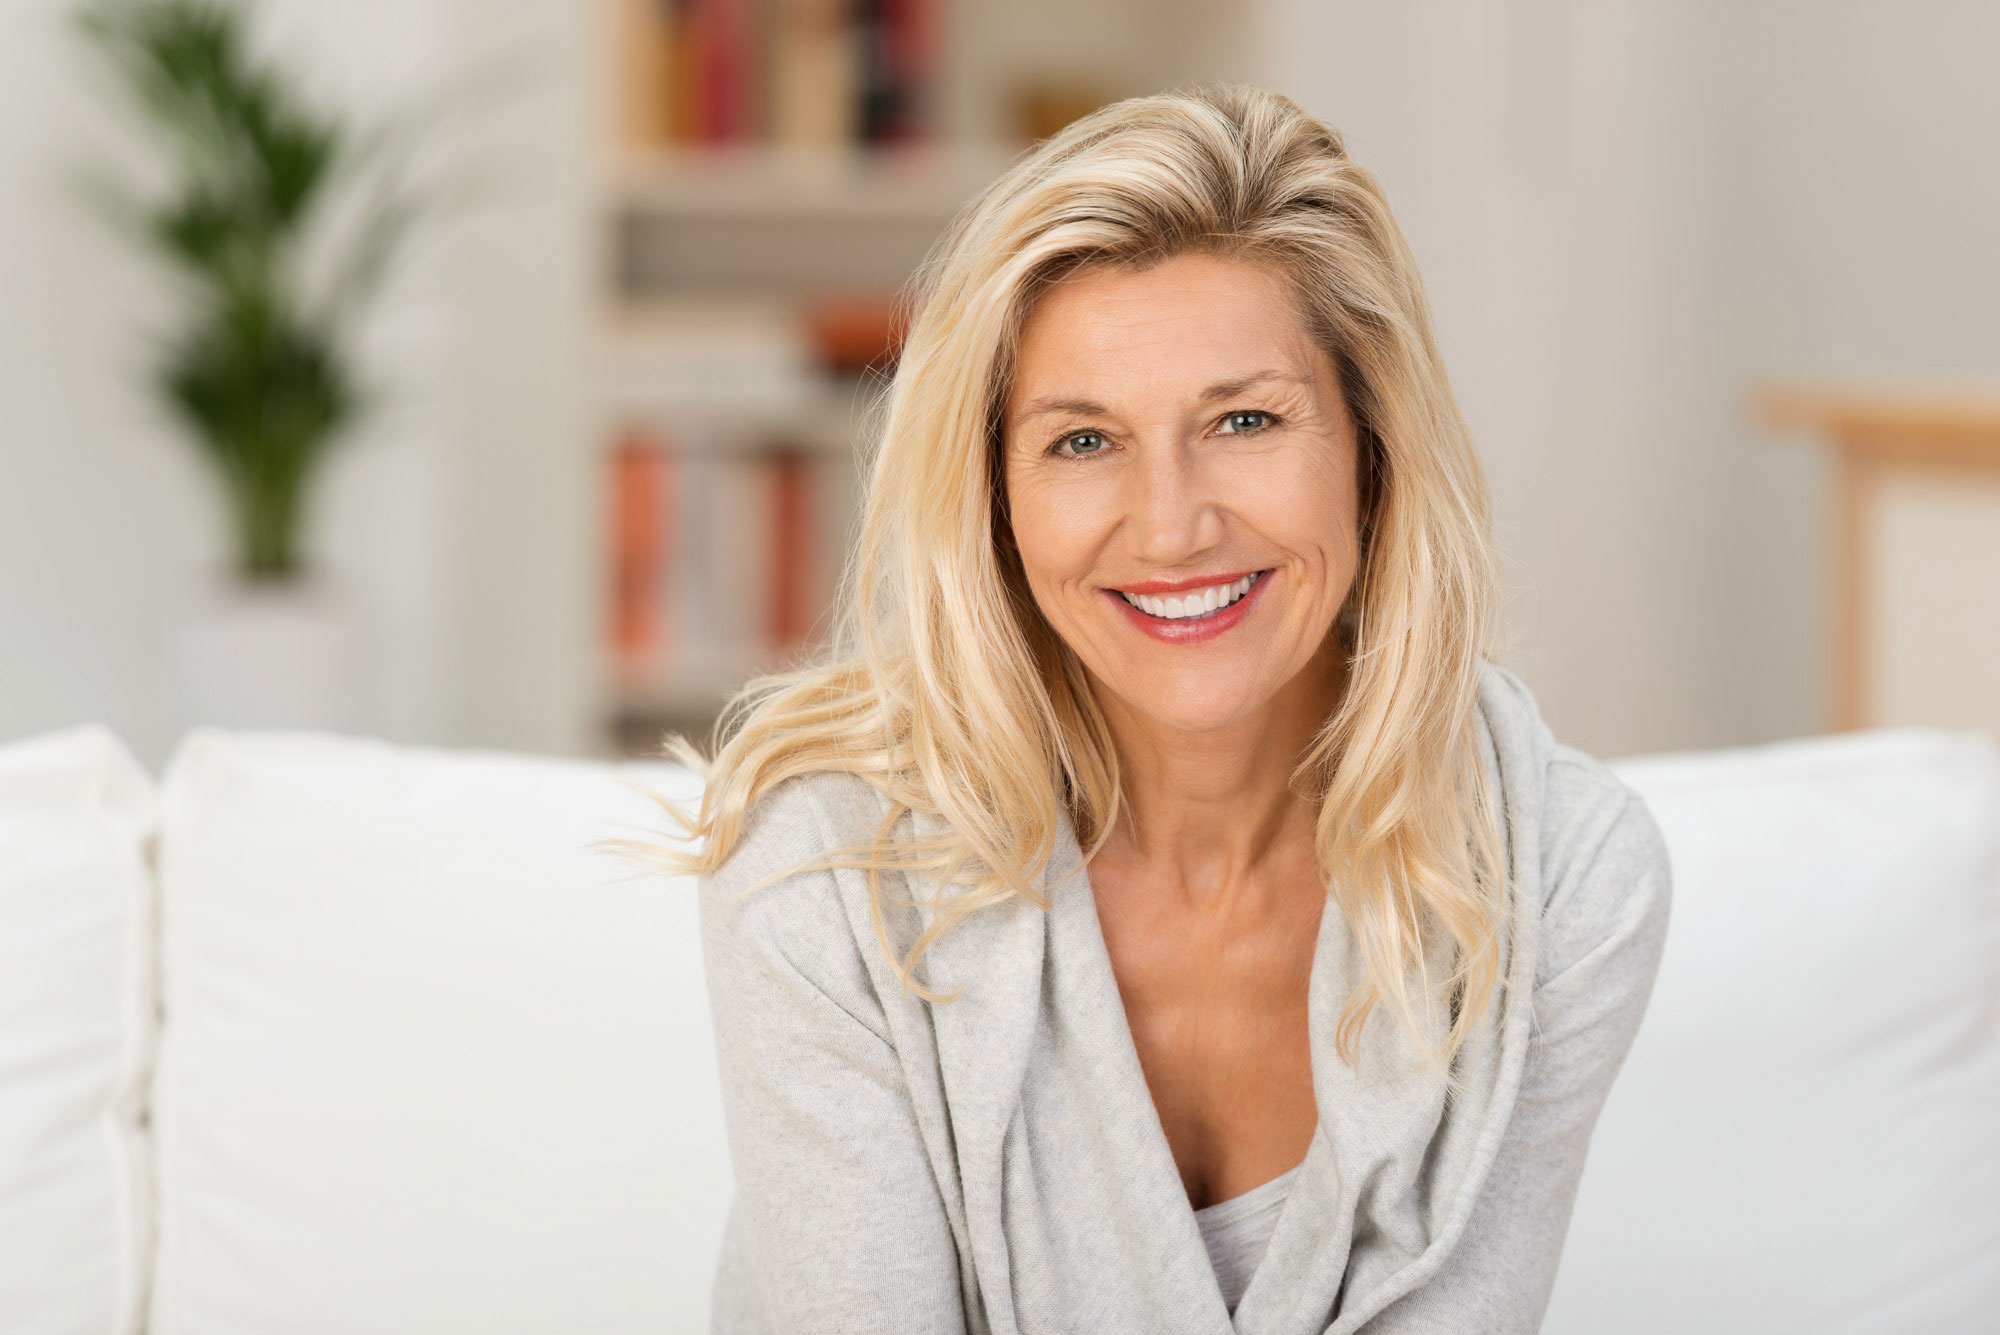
[615,0,674,146]
[666,0,700,143]
[767,448,813,653]
[611,429,670,678]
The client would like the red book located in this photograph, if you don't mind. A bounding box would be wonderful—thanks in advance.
[692,0,753,143]
[884,0,935,143]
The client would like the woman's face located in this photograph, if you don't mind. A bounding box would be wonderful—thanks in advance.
[1001,251,1363,737]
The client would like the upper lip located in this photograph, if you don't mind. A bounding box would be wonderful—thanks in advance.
[1110,569,1265,595]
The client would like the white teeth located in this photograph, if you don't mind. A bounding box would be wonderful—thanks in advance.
[1118,571,1260,620]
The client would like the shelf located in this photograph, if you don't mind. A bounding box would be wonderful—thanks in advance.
[595,289,896,454]
[610,675,744,717]
[603,141,1018,221]
[601,341,875,454]
[600,387,873,455]
[604,141,1014,298]
[606,672,786,756]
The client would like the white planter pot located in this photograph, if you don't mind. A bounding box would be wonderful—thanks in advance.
[181,569,364,732]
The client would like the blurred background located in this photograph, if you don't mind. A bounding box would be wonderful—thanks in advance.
[3,0,1996,775]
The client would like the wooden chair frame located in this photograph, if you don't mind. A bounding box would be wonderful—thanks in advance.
[1759,386,2000,731]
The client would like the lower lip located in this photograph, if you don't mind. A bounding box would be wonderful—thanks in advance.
[1104,570,1274,645]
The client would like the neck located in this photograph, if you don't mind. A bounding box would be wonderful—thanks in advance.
[1091,635,1347,911]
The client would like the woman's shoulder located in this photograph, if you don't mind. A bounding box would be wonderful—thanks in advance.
[699,767,894,912]
[719,768,893,868]
[1537,744,1672,983]
[695,768,902,1027]
[1474,661,1673,990]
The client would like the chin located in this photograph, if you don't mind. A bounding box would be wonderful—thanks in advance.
[1108,666,1272,734]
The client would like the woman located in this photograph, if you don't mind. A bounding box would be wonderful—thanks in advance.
[633,83,1671,1333]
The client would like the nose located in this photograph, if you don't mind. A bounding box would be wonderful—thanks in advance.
[1123,437,1225,568]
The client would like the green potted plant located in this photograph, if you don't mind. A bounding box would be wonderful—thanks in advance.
[70,0,437,728]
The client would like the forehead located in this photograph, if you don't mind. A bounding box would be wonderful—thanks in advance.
[1006,253,1326,410]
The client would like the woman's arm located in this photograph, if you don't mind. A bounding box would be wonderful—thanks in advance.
[698,777,967,1335]
[1354,757,1674,1333]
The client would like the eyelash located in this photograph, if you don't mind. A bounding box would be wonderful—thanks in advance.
[1045,409,1282,461]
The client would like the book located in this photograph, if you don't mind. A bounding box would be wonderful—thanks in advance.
[615,0,675,146]
[623,0,938,149]
[610,428,671,678]
[770,0,856,147]
[766,447,813,653]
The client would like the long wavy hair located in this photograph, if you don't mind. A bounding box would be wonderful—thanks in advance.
[605,82,1510,1074]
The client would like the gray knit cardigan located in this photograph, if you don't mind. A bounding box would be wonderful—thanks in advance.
[696,662,1673,1333]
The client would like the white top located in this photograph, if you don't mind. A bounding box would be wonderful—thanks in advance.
[1194,1162,1306,1313]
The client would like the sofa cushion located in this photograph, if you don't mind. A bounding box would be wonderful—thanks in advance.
[0,724,155,1335]
[149,730,720,1334]
[1545,729,2000,1333]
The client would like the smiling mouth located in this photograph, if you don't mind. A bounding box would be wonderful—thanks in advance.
[1116,570,1267,621]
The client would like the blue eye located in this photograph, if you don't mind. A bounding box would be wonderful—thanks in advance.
[1051,430,1109,459]
[1217,410,1276,433]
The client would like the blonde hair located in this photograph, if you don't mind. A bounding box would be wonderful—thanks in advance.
[605,82,1509,1075]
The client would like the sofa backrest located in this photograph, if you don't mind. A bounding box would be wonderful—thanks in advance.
[0,725,154,1335]
[1551,729,2000,1333]
[2,721,1996,1333]
[146,728,721,1335]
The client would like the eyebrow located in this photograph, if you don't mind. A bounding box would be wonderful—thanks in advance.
[1009,369,1311,427]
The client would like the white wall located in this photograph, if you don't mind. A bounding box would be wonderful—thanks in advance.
[1726,0,2000,383]
[2,0,216,773]
[440,0,598,758]
[0,0,594,772]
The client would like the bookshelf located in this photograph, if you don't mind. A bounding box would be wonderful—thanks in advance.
[586,0,1259,756]
[592,0,967,755]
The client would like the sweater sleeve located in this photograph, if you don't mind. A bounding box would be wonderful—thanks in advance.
[1354,753,1674,1334]
[698,776,968,1335]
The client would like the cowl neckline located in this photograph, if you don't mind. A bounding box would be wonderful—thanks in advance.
[905,666,1550,1333]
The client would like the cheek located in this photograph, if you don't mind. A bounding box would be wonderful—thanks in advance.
[1227,445,1360,559]
[1005,467,1110,584]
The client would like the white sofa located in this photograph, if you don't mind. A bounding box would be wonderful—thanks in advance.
[2,721,1996,1334]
